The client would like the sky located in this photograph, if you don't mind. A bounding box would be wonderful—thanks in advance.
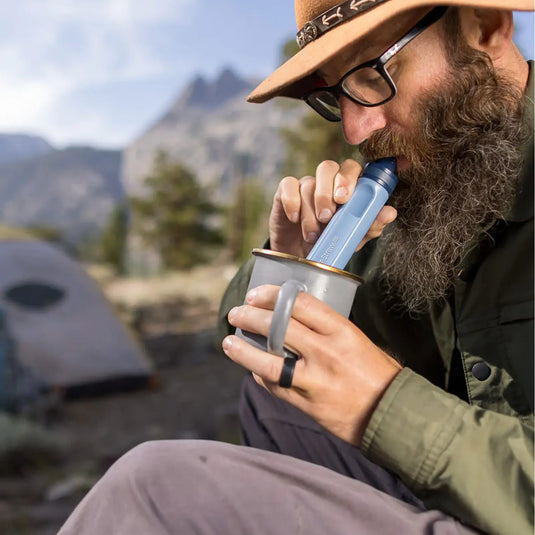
[0,1,533,149]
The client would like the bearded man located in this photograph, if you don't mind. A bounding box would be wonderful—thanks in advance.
[59,2,533,535]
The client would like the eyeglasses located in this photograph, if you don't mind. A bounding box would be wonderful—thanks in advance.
[303,6,448,122]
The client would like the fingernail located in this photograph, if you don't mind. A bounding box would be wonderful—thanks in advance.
[246,288,257,302]
[318,209,333,223]
[334,187,348,200]
[289,212,299,223]
[222,336,233,352]
[228,306,238,322]
[305,232,318,243]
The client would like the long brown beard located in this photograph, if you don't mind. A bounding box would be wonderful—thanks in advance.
[360,56,528,313]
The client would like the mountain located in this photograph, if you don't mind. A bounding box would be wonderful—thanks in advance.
[121,67,306,202]
[173,67,253,111]
[0,146,123,245]
[0,134,53,165]
[0,67,307,251]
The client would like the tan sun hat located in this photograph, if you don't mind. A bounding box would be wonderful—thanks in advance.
[247,0,534,103]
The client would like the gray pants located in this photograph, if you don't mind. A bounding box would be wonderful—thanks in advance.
[58,440,477,534]
[58,377,479,534]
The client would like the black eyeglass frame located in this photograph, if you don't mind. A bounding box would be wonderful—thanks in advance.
[303,6,448,122]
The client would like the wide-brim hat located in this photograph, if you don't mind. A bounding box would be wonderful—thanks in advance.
[247,0,534,103]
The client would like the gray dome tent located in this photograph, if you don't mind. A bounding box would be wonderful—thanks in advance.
[0,240,154,406]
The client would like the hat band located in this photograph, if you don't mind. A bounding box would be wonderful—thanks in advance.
[296,0,389,49]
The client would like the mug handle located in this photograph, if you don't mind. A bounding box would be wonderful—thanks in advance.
[267,279,307,357]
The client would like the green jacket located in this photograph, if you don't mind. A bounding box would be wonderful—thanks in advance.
[218,66,534,535]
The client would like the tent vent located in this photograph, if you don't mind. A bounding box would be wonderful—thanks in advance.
[4,282,66,310]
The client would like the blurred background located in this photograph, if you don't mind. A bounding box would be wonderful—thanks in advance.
[0,2,533,533]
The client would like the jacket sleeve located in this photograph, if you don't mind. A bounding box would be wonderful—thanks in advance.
[217,255,256,345]
[361,367,534,535]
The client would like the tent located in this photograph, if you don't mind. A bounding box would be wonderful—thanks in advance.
[0,240,154,408]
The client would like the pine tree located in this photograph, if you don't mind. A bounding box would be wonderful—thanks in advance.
[131,152,223,270]
[97,205,128,274]
[226,178,269,263]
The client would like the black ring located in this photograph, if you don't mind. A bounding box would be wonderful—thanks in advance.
[279,357,296,388]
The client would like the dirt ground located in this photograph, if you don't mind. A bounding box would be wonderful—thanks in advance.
[0,263,248,535]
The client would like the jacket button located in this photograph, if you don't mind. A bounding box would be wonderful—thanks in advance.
[472,362,491,381]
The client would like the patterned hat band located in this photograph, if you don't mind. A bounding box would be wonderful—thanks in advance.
[297,0,389,49]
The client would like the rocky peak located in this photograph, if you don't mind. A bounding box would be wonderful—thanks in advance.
[213,67,252,102]
[170,67,254,114]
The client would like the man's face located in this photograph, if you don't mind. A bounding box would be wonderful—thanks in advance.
[323,10,527,312]
[319,7,451,165]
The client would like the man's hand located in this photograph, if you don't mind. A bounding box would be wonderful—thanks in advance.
[222,285,402,446]
[270,159,397,257]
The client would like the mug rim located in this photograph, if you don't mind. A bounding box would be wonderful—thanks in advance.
[252,248,363,284]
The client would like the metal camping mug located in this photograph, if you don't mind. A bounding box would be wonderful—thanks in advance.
[235,249,362,358]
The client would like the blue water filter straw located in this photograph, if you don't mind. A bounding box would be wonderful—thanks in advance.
[306,158,398,270]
